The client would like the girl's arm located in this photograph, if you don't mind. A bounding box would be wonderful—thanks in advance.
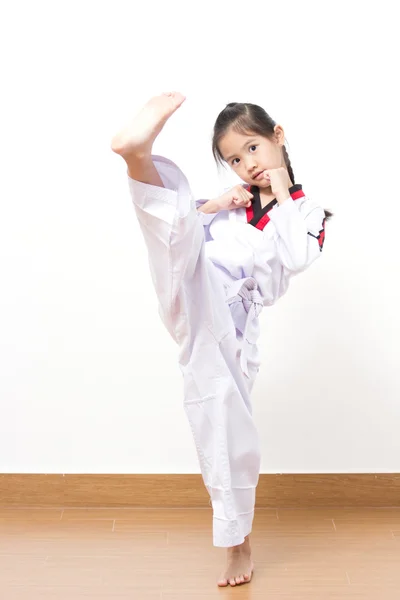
[268,194,326,273]
[197,198,220,214]
[196,184,252,216]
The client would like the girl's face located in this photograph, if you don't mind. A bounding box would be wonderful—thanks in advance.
[218,125,287,189]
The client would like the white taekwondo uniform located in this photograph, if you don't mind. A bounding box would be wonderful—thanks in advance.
[127,155,326,547]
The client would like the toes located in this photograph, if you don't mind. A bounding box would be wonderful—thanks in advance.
[235,576,242,585]
[239,575,245,583]
[243,572,251,581]
[217,578,228,587]
[229,578,236,586]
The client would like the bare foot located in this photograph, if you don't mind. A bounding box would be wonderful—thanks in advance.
[110,91,186,157]
[217,535,254,587]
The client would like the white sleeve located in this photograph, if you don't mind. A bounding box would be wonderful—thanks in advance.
[195,198,219,226]
[268,194,326,273]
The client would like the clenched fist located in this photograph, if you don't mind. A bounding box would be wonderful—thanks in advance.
[215,185,254,211]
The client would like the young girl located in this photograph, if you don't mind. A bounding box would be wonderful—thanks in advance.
[111,92,332,588]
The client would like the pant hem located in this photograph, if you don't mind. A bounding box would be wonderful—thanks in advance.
[212,509,254,547]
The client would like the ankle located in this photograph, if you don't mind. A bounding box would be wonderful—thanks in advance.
[113,144,150,160]
[228,536,251,553]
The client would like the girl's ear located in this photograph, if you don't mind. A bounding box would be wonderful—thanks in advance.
[273,124,285,145]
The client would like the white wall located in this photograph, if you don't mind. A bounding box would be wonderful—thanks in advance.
[1,0,399,474]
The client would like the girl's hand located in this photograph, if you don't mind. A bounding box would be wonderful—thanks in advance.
[263,167,292,197]
[215,185,254,211]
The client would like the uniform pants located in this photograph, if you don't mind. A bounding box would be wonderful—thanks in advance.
[127,155,261,547]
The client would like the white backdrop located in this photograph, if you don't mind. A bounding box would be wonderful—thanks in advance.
[1,0,399,473]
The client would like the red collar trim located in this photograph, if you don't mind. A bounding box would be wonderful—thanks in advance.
[245,184,304,230]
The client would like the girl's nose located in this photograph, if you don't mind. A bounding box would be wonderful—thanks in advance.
[247,161,257,173]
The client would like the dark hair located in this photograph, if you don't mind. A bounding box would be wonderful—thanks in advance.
[212,102,333,221]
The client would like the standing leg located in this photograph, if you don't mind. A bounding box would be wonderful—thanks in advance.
[111,94,260,586]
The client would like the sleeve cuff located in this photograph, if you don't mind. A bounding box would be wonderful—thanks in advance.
[268,196,298,221]
[197,209,219,226]
[196,198,218,225]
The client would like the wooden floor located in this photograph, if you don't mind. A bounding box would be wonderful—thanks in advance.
[1,507,400,599]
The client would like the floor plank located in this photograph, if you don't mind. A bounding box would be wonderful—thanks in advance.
[0,507,399,598]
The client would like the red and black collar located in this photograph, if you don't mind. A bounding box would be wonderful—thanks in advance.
[245,183,304,231]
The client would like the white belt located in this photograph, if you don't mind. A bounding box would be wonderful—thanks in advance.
[225,277,263,378]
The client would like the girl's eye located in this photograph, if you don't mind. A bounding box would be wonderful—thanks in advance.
[232,145,257,165]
